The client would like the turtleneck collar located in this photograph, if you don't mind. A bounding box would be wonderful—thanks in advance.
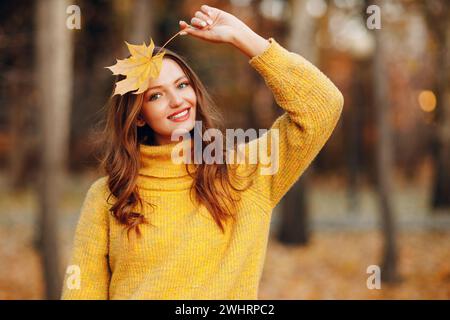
[137,139,196,192]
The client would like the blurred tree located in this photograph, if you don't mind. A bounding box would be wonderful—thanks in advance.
[69,0,123,170]
[422,0,450,210]
[8,85,28,189]
[35,0,73,299]
[345,61,366,214]
[1,1,36,189]
[371,0,398,283]
[127,0,155,44]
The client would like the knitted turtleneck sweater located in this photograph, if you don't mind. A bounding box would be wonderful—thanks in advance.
[61,37,344,300]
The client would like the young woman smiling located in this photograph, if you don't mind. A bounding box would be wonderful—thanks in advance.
[61,4,344,299]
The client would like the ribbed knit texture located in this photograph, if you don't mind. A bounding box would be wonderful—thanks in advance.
[61,37,344,300]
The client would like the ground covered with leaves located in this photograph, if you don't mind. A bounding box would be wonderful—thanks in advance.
[259,231,450,299]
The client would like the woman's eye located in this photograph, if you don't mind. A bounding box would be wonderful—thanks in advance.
[178,82,190,89]
[148,82,189,101]
[149,93,161,101]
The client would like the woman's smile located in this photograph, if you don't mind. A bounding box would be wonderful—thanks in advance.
[167,107,191,122]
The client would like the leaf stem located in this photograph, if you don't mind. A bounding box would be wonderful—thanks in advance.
[156,30,185,55]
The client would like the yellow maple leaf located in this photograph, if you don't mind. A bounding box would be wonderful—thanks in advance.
[105,39,165,96]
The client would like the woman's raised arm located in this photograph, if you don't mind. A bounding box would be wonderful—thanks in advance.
[179,5,344,210]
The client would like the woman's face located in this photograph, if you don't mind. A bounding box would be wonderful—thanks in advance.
[138,58,197,145]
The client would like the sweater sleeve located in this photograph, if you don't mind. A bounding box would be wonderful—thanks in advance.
[240,37,344,210]
[61,177,111,300]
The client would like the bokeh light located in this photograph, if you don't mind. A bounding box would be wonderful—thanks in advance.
[418,90,437,112]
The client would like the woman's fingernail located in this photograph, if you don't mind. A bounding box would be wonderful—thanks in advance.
[180,31,187,36]
[201,21,207,27]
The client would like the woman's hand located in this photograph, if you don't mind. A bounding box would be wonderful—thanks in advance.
[179,4,248,44]
[179,4,270,58]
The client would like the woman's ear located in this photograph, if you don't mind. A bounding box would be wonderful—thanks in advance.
[136,116,146,127]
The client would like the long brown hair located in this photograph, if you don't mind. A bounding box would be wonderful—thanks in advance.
[96,45,257,238]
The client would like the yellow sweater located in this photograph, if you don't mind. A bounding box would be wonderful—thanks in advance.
[61,37,343,300]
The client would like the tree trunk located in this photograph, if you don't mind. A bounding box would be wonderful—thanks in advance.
[373,17,398,283]
[278,176,310,244]
[345,61,366,215]
[426,2,450,210]
[35,0,73,299]
[8,83,28,190]
[127,0,155,44]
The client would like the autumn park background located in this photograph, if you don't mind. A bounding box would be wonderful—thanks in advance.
[0,0,449,299]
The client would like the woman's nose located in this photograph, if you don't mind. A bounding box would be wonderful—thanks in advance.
[168,90,184,108]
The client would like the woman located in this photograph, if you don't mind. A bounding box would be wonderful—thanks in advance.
[61,4,344,299]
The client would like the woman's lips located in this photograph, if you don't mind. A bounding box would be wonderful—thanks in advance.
[167,107,191,122]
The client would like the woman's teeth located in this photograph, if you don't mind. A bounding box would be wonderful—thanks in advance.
[169,109,189,120]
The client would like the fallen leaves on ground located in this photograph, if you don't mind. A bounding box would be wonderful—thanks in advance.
[259,230,450,299]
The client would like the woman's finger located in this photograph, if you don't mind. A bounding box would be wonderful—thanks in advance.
[178,20,189,35]
[179,20,198,31]
[200,4,215,17]
[178,20,205,38]
[194,11,213,25]
[179,20,188,29]
[190,17,208,28]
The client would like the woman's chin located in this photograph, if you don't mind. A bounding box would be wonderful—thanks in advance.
[163,120,194,138]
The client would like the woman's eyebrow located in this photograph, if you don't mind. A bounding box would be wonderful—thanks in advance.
[147,75,188,91]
